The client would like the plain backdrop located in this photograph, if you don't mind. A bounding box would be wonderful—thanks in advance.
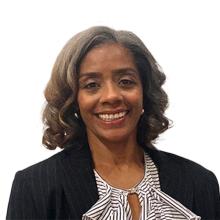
[0,0,219,218]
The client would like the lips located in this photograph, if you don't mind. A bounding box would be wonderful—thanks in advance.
[96,111,129,122]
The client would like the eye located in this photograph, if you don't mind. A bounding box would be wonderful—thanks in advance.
[84,82,100,89]
[119,79,136,87]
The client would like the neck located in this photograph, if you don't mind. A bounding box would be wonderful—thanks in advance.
[87,135,144,168]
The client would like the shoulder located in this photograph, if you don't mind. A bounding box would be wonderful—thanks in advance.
[11,143,93,191]
[16,149,65,177]
[163,151,210,172]
[147,148,220,218]
[149,148,216,182]
[11,144,88,192]
[7,150,66,219]
[159,150,220,192]
[16,143,90,176]
[10,149,67,198]
[7,144,96,219]
[147,148,220,217]
[146,147,219,195]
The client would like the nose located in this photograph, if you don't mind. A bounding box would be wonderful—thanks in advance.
[99,82,123,105]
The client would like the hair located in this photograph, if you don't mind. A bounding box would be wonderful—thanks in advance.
[42,26,170,150]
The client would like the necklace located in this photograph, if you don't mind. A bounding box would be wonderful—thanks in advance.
[126,187,138,194]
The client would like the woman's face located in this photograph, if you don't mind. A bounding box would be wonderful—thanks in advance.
[77,43,143,144]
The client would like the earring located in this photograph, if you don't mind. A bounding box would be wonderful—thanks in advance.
[74,112,79,119]
[141,109,145,115]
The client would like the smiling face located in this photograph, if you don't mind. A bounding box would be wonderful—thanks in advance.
[77,43,143,144]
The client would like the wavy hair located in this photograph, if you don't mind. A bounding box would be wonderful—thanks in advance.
[42,26,170,150]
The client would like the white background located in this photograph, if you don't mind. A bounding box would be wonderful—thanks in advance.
[0,0,219,218]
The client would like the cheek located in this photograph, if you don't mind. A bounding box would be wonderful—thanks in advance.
[77,93,89,116]
[128,90,143,109]
[77,92,97,117]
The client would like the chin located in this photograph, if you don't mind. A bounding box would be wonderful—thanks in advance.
[99,131,135,144]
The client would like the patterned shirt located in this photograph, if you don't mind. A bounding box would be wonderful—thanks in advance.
[82,153,201,220]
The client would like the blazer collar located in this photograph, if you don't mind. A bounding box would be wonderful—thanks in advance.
[58,142,193,216]
[146,147,194,208]
[144,147,171,190]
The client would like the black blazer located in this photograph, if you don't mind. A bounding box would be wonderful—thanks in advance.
[7,143,220,220]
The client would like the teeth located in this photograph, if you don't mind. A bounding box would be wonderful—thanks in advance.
[98,111,127,121]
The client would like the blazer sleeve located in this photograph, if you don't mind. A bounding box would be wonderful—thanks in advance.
[6,171,39,220]
[210,171,220,219]
[194,170,220,220]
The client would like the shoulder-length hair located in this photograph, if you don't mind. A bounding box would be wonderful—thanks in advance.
[42,26,170,150]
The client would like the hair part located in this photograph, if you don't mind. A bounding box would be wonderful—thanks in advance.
[42,26,170,150]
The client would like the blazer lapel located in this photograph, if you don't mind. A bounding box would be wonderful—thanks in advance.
[58,143,99,218]
[146,147,194,209]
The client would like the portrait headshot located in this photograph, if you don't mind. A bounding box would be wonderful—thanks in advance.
[1,1,220,220]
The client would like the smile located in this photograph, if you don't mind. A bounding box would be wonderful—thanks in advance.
[97,111,128,121]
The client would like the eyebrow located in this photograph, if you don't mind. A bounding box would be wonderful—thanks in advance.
[79,72,101,79]
[112,68,138,76]
[79,68,138,79]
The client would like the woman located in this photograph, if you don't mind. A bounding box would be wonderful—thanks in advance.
[7,26,220,220]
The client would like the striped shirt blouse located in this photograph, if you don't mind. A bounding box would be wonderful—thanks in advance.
[82,153,201,220]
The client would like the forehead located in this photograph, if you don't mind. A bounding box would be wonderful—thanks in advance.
[79,43,138,74]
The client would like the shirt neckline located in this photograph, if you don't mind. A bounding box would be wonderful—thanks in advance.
[93,153,148,193]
